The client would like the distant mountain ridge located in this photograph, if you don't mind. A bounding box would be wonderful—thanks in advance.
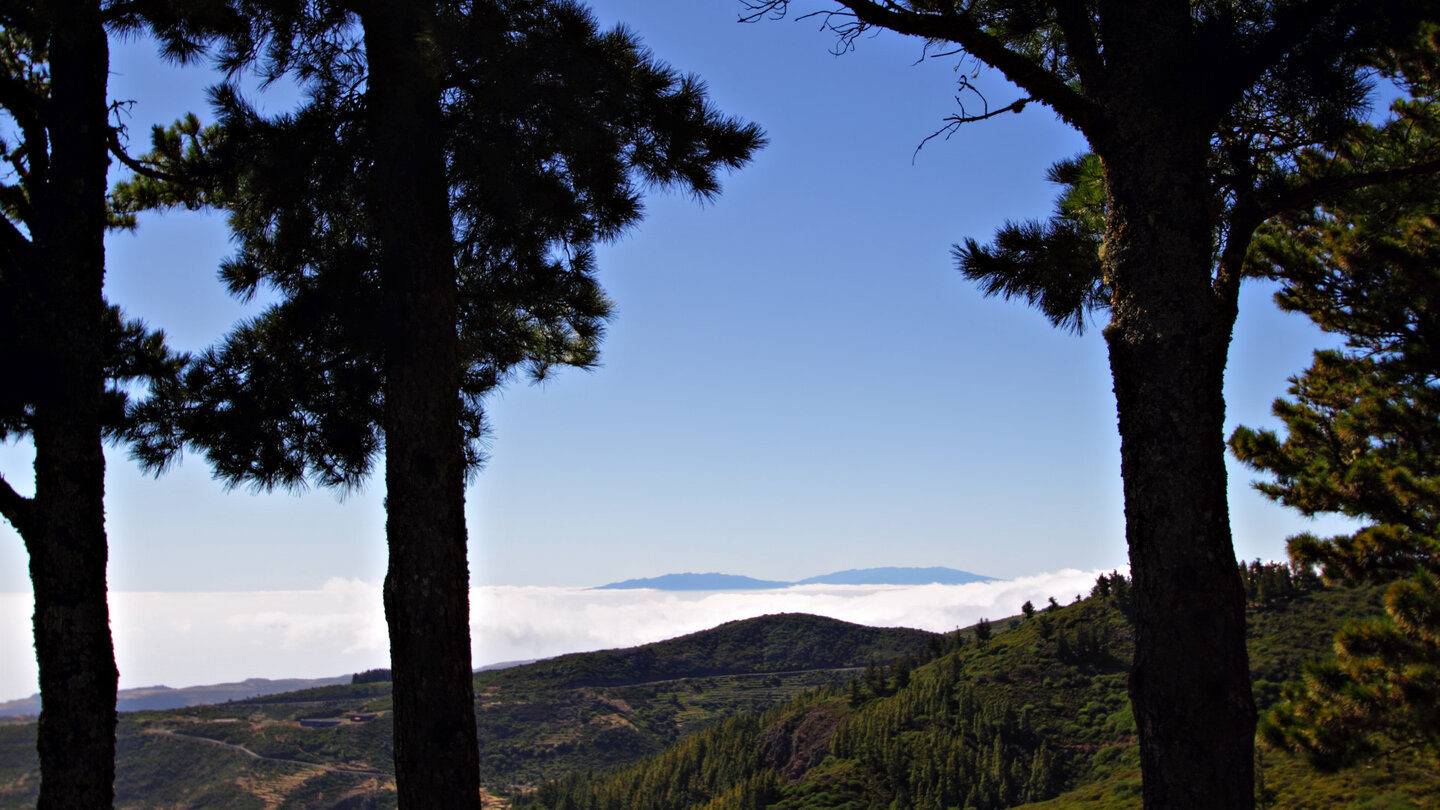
[0,675,351,718]
[796,566,993,586]
[596,572,792,590]
[596,566,993,590]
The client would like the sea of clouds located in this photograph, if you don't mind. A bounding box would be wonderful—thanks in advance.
[1,568,1110,703]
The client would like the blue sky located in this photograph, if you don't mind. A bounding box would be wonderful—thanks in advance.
[1,2,1360,698]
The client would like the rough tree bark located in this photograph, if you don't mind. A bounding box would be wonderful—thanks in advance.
[1099,51,1257,808]
[26,0,118,807]
[359,1,483,806]
[1078,6,1257,806]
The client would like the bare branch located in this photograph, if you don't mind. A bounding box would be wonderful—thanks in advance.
[741,0,1101,135]
[737,0,789,23]
[844,1,1099,132]
[915,95,1034,160]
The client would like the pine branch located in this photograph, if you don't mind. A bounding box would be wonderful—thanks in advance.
[1267,157,1440,217]
[0,72,41,129]
[107,126,184,184]
[834,0,1099,133]
[1212,198,1263,326]
[0,469,32,538]
[0,210,31,260]
[100,0,138,17]
[1212,127,1267,313]
[741,0,1100,135]
[1051,0,1103,94]
[1205,0,1354,115]
[0,73,46,184]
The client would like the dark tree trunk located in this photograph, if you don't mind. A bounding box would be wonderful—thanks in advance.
[1097,7,1256,807]
[361,2,482,807]
[1104,196,1256,810]
[25,1,117,807]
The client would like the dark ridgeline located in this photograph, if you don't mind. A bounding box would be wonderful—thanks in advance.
[351,669,393,686]
[596,567,994,590]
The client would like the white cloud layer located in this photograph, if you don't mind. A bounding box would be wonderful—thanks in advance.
[2,568,1110,703]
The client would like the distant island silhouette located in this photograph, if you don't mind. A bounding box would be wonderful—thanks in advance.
[595,567,993,591]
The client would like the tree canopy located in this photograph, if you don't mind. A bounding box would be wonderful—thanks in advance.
[1229,61,1440,765]
[124,0,763,490]
[0,3,209,804]
[117,1,761,804]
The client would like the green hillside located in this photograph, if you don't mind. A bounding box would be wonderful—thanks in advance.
[3,585,1426,810]
[512,576,1434,810]
[0,613,934,809]
[471,614,936,791]
[490,614,937,689]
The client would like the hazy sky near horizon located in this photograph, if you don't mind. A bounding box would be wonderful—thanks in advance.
[1,2,1361,699]
[1,571,1110,703]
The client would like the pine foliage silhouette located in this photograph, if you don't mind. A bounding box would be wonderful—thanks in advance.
[0,6,208,805]
[1230,52,1440,765]
[739,2,1440,804]
[118,1,762,805]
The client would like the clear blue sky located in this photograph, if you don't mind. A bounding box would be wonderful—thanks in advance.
[1,0,1354,597]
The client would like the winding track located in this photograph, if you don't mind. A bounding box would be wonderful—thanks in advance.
[147,728,387,776]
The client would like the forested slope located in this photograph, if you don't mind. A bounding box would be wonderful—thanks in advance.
[514,571,1432,810]
[4,581,1424,809]
[0,613,935,808]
